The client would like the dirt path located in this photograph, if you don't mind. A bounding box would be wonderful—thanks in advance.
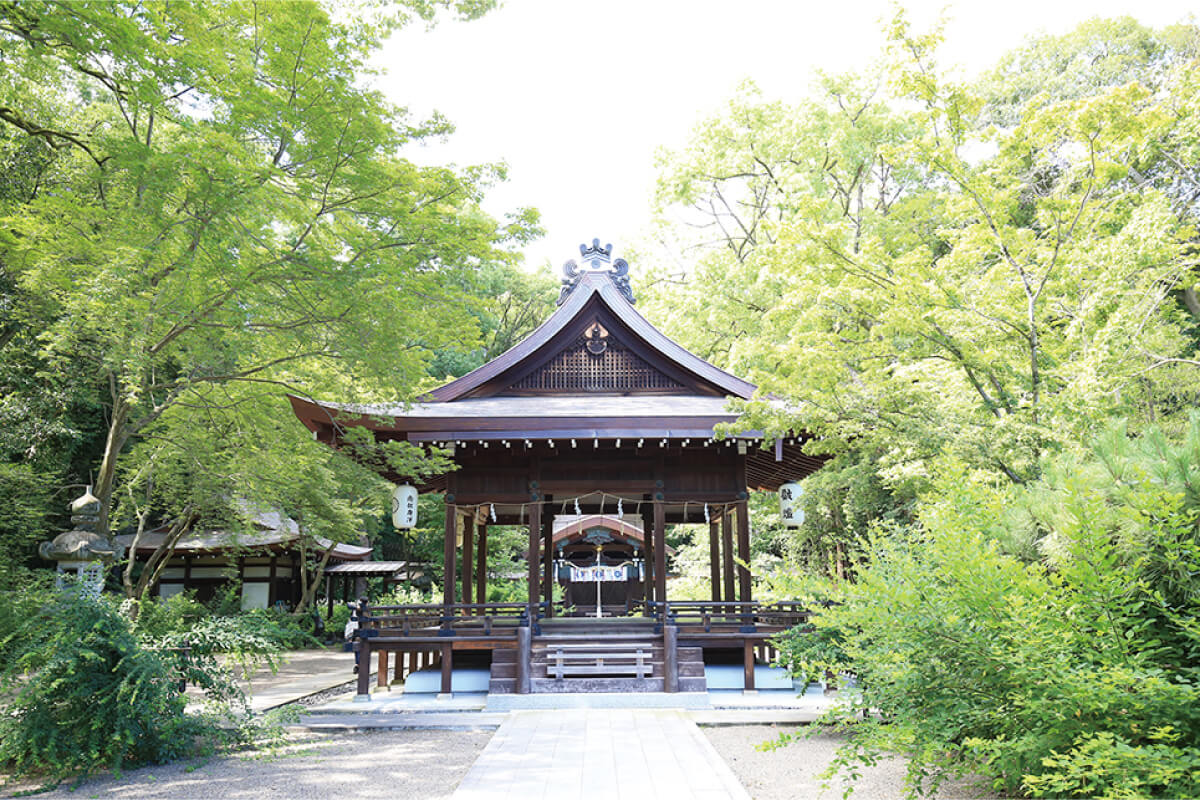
[15,730,490,800]
[705,725,999,800]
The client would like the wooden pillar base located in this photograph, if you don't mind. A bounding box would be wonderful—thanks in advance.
[664,624,679,693]
[356,638,371,700]
[516,625,531,694]
[440,643,453,694]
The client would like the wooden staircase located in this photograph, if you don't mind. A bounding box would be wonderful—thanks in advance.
[487,618,707,694]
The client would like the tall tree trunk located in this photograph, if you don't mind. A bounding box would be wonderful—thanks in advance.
[294,543,335,614]
[129,509,196,607]
[95,393,130,537]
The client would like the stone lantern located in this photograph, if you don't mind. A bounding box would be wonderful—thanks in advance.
[39,486,115,596]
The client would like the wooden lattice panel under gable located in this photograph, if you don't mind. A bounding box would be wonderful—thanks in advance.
[506,329,686,394]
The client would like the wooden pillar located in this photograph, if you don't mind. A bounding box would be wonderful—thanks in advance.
[377,650,388,689]
[356,637,371,699]
[542,497,554,617]
[268,555,277,608]
[462,515,474,614]
[476,523,488,605]
[325,573,334,619]
[516,624,531,694]
[743,640,756,691]
[653,500,667,609]
[443,503,457,609]
[440,642,453,695]
[708,519,721,602]
[721,508,735,606]
[528,499,542,610]
[394,650,405,684]
[736,500,752,604]
[642,510,655,612]
[664,623,679,693]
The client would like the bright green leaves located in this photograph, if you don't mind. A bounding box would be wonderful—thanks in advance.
[646,15,1200,565]
[0,0,525,550]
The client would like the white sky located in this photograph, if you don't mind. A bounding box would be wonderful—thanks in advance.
[374,0,1195,273]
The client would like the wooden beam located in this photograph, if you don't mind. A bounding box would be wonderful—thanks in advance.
[709,519,721,602]
[476,523,488,605]
[443,504,457,608]
[736,500,752,604]
[721,508,735,604]
[462,515,474,615]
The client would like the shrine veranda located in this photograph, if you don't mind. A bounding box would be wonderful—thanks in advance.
[289,243,825,697]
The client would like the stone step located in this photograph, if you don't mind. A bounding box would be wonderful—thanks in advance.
[530,677,665,693]
[489,661,516,679]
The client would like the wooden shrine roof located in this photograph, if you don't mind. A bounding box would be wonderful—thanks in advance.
[427,271,755,401]
[288,242,827,494]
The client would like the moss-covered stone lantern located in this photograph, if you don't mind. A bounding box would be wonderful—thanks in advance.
[39,486,115,596]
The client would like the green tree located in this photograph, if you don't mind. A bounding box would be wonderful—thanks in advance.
[776,416,1200,798]
[0,1,536,601]
[645,14,1200,571]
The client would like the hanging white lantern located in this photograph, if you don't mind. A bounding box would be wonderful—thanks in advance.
[391,484,419,529]
[779,481,804,528]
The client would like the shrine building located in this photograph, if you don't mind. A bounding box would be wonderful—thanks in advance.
[288,241,824,699]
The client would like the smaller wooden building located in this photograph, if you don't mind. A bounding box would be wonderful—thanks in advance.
[116,512,372,609]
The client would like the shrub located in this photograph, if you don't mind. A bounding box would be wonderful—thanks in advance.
[782,418,1200,798]
[130,590,208,640]
[0,591,204,777]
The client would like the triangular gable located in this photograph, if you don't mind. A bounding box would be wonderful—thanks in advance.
[427,272,755,401]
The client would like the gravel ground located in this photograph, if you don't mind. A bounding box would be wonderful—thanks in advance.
[2,722,1003,799]
[705,725,1000,800]
[8,729,491,800]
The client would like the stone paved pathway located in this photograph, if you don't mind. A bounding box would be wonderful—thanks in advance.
[452,709,750,800]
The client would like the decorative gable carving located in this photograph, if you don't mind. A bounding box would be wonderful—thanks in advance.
[503,324,686,394]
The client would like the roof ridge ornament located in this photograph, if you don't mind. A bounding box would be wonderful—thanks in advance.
[558,237,635,306]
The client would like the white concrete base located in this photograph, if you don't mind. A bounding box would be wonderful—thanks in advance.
[486,691,710,711]
[403,667,490,694]
[352,694,371,703]
[436,692,454,701]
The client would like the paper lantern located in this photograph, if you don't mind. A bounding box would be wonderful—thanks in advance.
[391,484,418,529]
[779,481,804,528]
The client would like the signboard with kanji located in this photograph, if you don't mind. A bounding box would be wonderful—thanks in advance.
[570,565,627,582]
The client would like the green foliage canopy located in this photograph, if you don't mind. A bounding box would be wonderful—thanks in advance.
[0,1,549,602]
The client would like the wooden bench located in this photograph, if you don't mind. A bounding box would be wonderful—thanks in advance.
[545,642,655,679]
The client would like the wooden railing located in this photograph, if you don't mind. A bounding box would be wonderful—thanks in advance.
[648,600,810,632]
[353,601,548,638]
